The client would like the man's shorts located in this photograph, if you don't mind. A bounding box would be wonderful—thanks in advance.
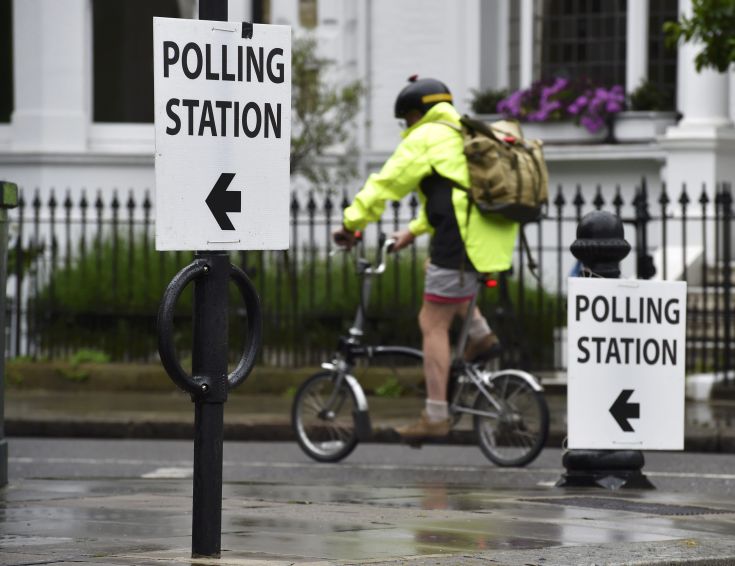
[424,263,480,304]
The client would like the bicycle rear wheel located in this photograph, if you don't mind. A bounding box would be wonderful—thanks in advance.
[292,371,359,463]
[473,371,549,467]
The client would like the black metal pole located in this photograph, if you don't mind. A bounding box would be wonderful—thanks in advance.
[721,185,732,384]
[191,1,228,558]
[634,178,656,280]
[191,250,229,557]
[0,181,18,487]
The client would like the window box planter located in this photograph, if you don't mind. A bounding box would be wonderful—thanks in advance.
[520,121,609,143]
[613,111,678,143]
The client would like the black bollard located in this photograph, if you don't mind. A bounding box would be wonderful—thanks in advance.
[557,210,654,490]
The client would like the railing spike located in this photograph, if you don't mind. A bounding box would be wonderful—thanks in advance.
[593,185,605,209]
[553,184,566,208]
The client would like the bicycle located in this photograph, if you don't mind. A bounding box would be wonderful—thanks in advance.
[291,234,550,466]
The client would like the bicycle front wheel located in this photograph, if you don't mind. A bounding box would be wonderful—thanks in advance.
[292,371,359,463]
[473,371,549,467]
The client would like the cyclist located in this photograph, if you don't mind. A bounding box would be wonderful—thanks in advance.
[333,76,518,440]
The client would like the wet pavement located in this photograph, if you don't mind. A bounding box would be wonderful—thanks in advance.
[3,475,735,565]
[5,385,735,563]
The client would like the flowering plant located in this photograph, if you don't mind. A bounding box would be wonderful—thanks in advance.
[497,77,625,133]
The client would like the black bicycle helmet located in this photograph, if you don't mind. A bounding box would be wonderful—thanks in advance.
[394,75,453,118]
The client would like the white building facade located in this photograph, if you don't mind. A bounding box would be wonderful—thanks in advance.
[0,0,734,208]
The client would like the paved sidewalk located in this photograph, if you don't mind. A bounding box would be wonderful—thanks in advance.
[4,476,735,565]
[6,388,735,452]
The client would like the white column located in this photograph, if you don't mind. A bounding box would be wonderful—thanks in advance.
[672,0,732,131]
[496,0,510,89]
[662,0,735,195]
[270,0,298,27]
[626,0,648,93]
[480,0,509,90]
[519,0,534,88]
[11,0,91,152]
[228,0,252,22]
[461,0,481,107]
[675,50,732,130]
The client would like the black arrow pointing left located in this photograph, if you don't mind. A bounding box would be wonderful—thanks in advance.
[609,389,640,432]
[205,172,241,230]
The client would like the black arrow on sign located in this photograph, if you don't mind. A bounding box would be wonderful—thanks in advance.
[205,172,241,230]
[609,389,640,432]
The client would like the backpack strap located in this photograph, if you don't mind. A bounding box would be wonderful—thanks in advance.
[519,225,541,282]
[433,120,463,133]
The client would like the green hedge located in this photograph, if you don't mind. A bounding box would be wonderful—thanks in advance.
[31,237,562,368]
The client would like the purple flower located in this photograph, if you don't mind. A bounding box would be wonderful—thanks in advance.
[580,115,605,133]
[497,90,526,118]
[496,77,624,133]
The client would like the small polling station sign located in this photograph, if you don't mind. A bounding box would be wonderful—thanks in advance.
[567,277,687,450]
[153,17,291,250]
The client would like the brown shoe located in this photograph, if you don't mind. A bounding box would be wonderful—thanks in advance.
[463,333,502,363]
[395,411,451,440]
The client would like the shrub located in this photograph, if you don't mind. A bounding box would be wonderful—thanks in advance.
[628,80,676,112]
[31,235,562,369]
[469,88,509,114]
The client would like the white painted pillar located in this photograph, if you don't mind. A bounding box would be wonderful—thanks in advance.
[662,0,735,195]
[11,0,91,152]
[480,0,509,91]
[228,0,253,22]
[461,0,481,107]
[496,0,510,90]
[270,0,298,27]
[626,0,649,93]
[675,51,732,130]
[672,0,732,131]
[519,0,534,88]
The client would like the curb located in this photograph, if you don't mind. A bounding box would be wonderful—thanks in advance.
[7,417,732,453]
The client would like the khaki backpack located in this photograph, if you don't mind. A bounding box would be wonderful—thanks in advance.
[439,116,549,224]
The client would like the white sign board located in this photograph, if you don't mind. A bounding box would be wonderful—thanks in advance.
[567,277,687,450]
[153,17,291,250]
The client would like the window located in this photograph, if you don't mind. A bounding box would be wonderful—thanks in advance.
[92,0,180,123]
[299,0,317,29]
[252,0,271,24]
[647,0,677,110]
[0,0,12,123]
[541,0,627,86]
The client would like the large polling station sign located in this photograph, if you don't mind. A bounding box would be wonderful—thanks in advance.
[567,277,687,450]
[153,17,290,250]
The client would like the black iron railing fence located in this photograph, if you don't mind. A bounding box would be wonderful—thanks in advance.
[5,180,734,377]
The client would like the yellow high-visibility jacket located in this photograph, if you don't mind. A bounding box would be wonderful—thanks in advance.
[343,102,518,273]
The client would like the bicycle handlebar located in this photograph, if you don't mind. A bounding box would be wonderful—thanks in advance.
[363,236,396,276]
[331,233,397,276]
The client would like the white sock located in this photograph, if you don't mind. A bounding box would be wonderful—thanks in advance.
[426,399,449,421]
[468,312,492,341]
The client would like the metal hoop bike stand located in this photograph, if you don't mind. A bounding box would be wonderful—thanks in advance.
[157,251,262,557]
